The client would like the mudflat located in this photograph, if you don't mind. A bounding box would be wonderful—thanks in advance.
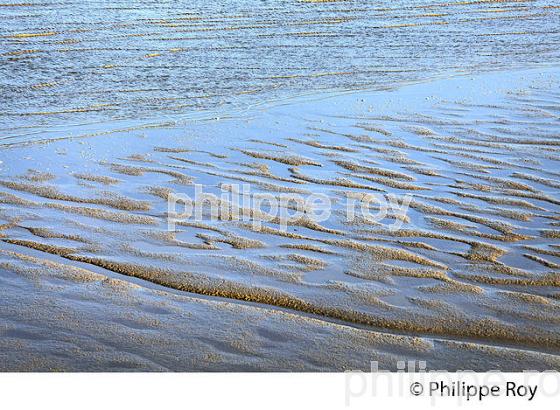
[1,1,559,371]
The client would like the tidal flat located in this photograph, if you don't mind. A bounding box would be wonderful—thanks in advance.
[1,0,560,371]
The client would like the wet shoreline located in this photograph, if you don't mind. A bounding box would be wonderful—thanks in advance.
[2,0,560,136]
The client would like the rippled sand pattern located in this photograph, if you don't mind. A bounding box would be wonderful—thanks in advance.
[1,0,559,132]
[1,68,559,370]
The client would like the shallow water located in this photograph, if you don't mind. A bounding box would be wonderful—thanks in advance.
[1,0,560,138]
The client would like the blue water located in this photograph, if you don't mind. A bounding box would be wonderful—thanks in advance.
[1,0,559,138]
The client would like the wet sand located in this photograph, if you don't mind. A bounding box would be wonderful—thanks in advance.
[1,66,560,370]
